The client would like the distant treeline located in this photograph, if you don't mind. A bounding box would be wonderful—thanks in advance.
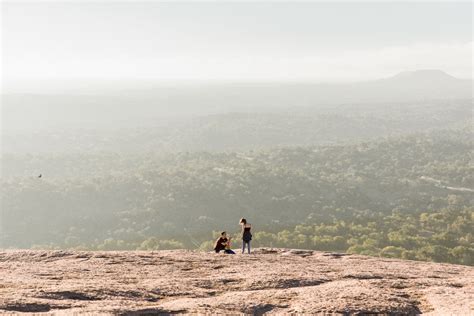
[25,203,473,266]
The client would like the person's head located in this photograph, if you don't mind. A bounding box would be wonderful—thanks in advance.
[239,218,247,225]
[221,231,227,238]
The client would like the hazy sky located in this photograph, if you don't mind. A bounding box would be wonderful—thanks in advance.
[2,1,472,85]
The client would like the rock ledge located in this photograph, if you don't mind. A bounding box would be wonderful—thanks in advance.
[0,248,472,315]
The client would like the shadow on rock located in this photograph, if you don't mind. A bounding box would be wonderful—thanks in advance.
[1,303,70,313]
[119,308,186,315]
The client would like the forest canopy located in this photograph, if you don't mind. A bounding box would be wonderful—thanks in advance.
[1,127,472,265]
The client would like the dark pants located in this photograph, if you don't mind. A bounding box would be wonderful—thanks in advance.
[216,249,235,254]
[242,240,251,254]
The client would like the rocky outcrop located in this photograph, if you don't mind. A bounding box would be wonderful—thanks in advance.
[0,249,472,315]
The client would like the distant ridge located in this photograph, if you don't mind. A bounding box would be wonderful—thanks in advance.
[387,69,458,82]
[2,69,472,131]
[342,69,473,103]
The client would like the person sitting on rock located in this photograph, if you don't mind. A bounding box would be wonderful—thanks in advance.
[214,231,235,254]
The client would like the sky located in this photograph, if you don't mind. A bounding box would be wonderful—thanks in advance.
[1,1,473,88]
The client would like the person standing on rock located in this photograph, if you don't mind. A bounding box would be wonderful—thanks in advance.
[239,218,252,254]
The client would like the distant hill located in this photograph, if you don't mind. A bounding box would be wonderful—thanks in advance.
[387,69,457,82]
[356,69,473,102]
[286,69,472,105]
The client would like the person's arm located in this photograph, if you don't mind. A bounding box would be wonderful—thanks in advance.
[221,238,228,246]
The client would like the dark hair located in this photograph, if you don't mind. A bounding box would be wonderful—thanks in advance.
[240,218,247,224]
[221,231,226,236]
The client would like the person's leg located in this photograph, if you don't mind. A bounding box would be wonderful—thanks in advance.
[247,241,251,254]
[225,249,235,254]
[242,241,246,254]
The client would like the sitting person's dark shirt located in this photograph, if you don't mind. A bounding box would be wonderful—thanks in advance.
[214,237,228,253]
